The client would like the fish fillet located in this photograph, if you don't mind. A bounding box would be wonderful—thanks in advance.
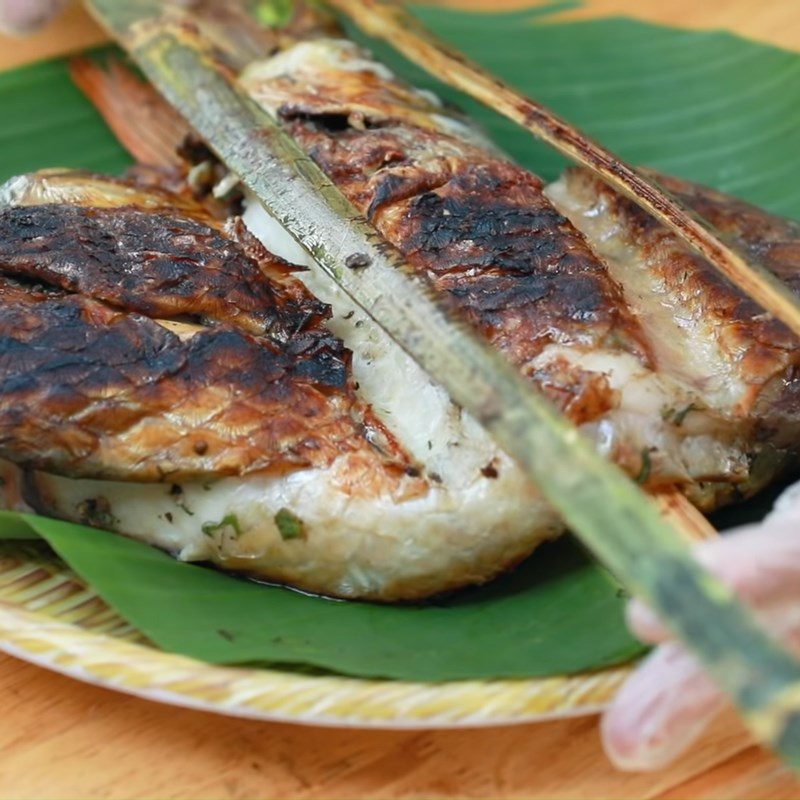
[0,32,798,600]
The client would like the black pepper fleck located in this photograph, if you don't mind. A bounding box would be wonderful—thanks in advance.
[345,252,372,270]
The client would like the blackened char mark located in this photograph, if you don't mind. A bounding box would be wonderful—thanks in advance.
[0,203,328,343]
[0,277,363,481]
[288,121,649,375]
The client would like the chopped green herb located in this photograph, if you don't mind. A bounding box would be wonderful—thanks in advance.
[274,508,305,541]
[202,514,242,538]
[177,502,195,517]
[635,449,652,485]
[252,0,294,28]
[76,497,119,529]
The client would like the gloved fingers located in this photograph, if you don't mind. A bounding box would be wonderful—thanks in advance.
[607,482,800,772]
[601,641,728,772]
[628,520,800,644]
[604,603,800,772]
[770,481,800,523]
[0,0,68,35]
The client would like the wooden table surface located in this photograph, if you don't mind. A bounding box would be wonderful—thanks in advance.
[1,2,799,798]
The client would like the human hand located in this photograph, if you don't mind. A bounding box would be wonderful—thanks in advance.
[602,482,800,771]
[0,0,68,35]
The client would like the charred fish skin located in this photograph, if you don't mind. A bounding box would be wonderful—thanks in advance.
[0,202,322,339]
[646,172,800,442]
[0,275,364,481]
[1,18,798,599]
[0,170,560,601]
[0,172,412,483]
[239,36,798,496]
[241,42,652,393]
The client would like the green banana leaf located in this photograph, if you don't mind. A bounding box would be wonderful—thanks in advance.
[0,512,641,679]
[0,55,131,178]
[0,5,797,680]
[353,4,800,220]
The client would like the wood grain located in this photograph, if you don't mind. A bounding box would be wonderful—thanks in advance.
[0,652,788,800]
[0,0,797,69]
[0,3,104,70]
[0,2,799,798]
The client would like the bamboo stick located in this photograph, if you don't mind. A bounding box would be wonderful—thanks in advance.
[84,0,800,768]
[326,0,800,340]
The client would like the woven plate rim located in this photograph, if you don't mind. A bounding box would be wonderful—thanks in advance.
[0,543,628,728]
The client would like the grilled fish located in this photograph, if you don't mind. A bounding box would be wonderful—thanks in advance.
[0,169,559,600]
[239,36,800,506]
[1,23,799,600]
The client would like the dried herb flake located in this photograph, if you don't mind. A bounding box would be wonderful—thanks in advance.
[202,514,243,538]
[274,508,305,541]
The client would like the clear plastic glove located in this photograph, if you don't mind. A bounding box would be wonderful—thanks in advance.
[602,482,800,771]
[0,0,68,35]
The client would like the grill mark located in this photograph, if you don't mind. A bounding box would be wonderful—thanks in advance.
[0,203,324,342]
[0,174,419,486]
[281,120,650,384]
[0,276,366,481]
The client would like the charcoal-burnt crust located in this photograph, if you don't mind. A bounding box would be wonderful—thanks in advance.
[0,174,416,485]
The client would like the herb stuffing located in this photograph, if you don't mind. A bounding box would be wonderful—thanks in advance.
[202,514,243,539]
[636,449,652,485]
[274,508,305,541]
